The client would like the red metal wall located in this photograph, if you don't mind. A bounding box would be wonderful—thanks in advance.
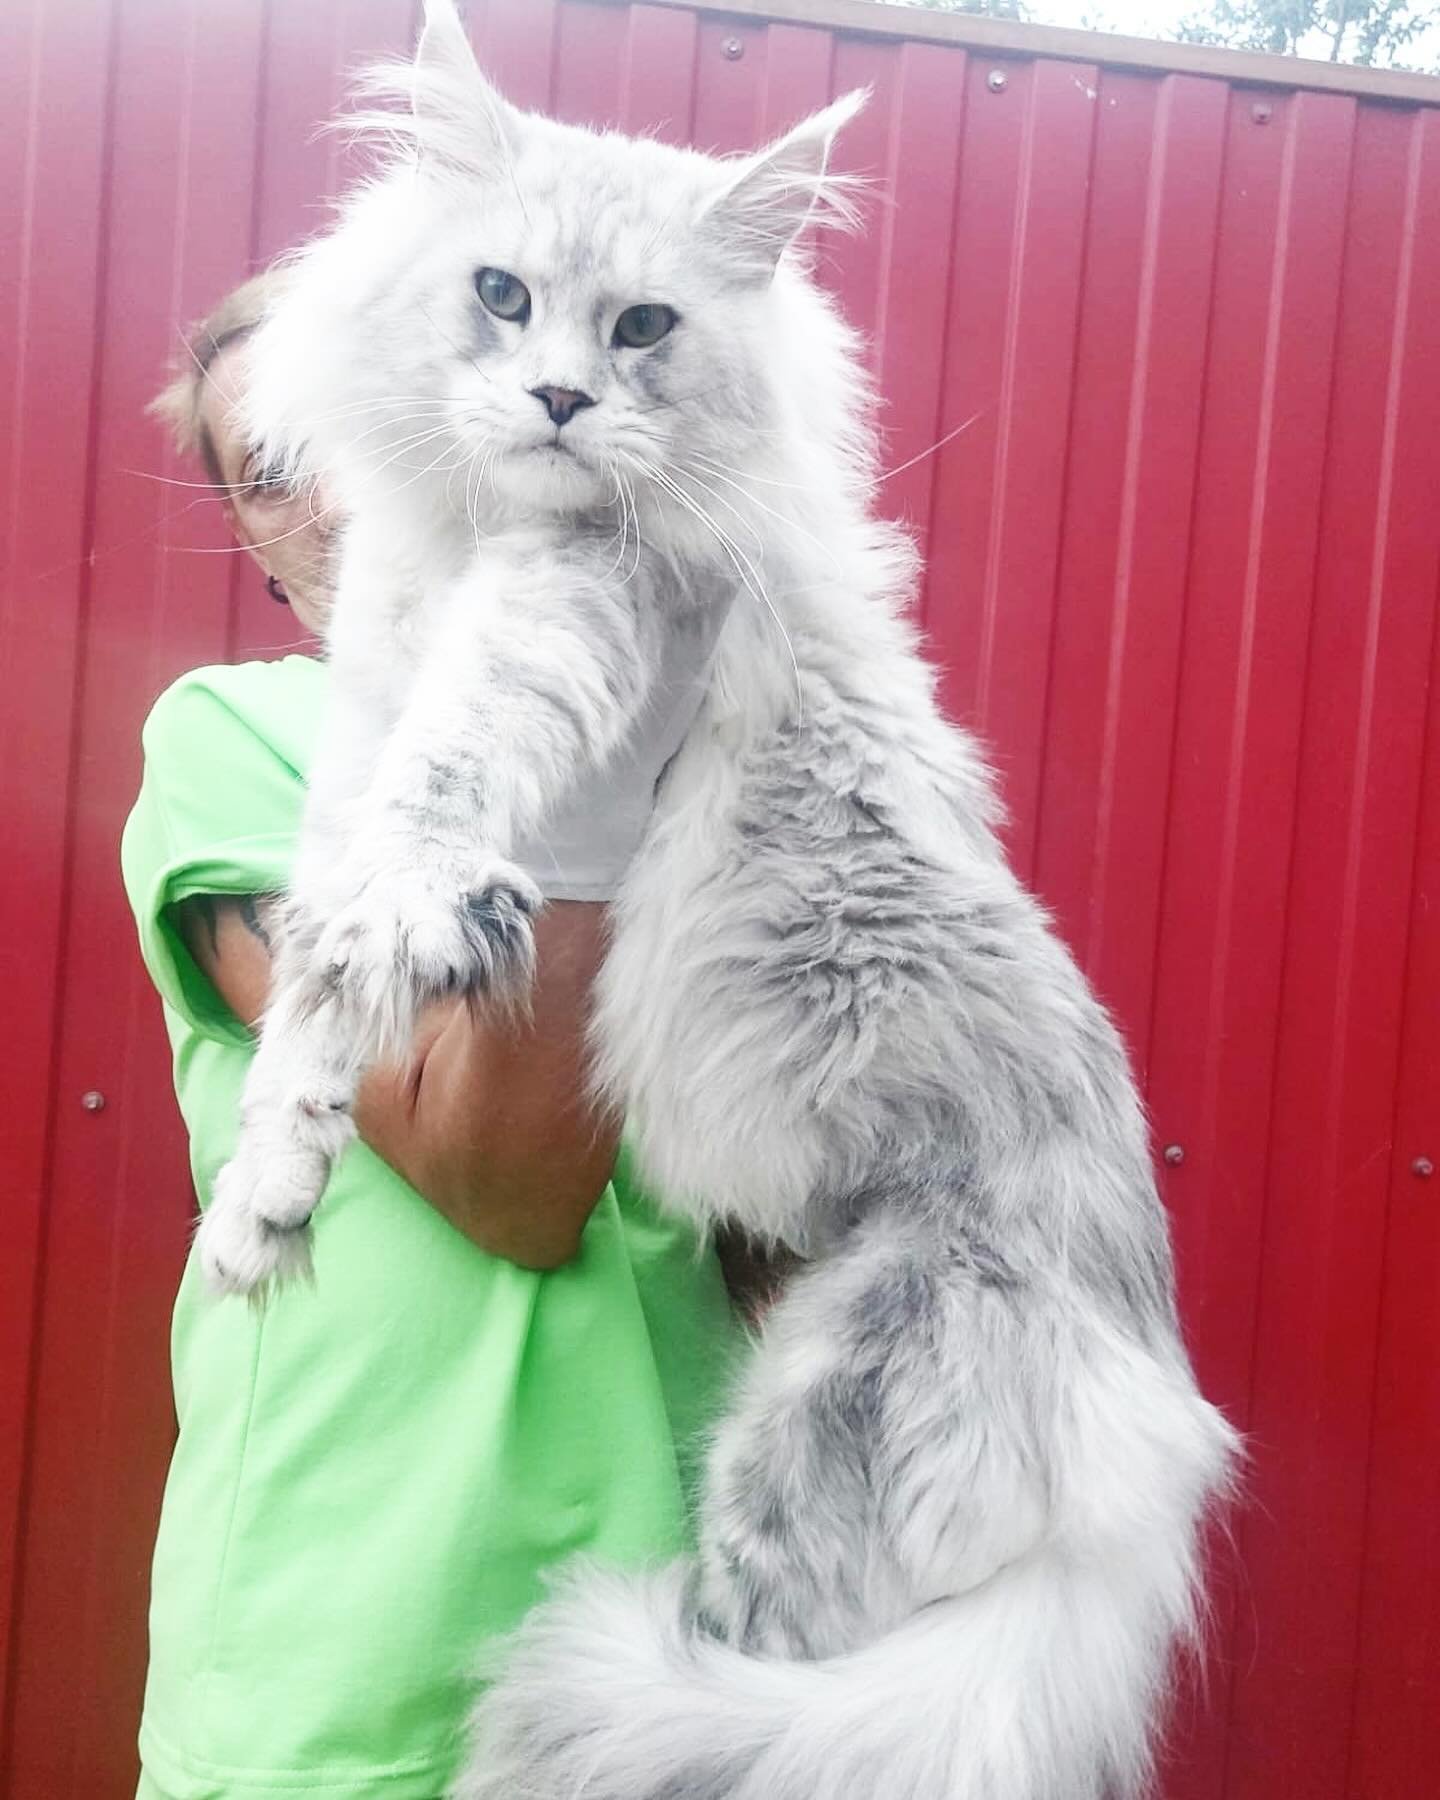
[4,0,1438,1794]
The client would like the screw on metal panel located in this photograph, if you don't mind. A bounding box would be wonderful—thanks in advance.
[721,36,744,60]
[1163,1144,1185,1166]
[1414,1156,1435,1178]
[81,1090,106,1112]
[986,68,1008,93]
[1251,101,1273,123]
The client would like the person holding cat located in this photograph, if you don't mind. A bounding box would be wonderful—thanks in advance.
[119,275,744,1800]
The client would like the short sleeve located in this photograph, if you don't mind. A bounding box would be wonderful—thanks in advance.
[120,661,319,1045]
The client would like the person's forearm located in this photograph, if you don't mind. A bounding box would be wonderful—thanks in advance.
[172,894,616,1267]
[357,903,619,1267]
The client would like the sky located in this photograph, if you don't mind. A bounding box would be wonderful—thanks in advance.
[888,0,1440,74]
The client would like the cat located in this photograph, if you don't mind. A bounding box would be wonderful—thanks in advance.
[200,4,1239,1795]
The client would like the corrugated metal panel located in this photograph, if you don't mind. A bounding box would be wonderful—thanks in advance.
[2,1,1437,1794]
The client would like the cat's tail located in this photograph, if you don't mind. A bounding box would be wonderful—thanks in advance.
[454,1536,1221,1800]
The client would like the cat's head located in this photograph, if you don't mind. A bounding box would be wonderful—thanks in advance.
[249,0,864,524]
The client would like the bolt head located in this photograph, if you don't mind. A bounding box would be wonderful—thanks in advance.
[721,35,744,60]
[987,68,1008,93]
[1414,1156,1434,1179]
[1163,1144,1185,1167]
[81,1089,106,1112]
[1252,101,1273,123]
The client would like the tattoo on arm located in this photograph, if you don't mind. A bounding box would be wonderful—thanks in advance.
[239,893,275,951]
[191,894,222,960]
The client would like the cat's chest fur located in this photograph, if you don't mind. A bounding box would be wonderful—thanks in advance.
[334,492,744,709]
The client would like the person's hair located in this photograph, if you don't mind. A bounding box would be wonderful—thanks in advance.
[149,271,280,486]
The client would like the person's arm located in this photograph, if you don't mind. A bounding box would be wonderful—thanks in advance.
[171,893,618,1270]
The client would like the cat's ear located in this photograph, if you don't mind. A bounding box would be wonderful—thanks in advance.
[409,0,523,177]
[704,90,867,279]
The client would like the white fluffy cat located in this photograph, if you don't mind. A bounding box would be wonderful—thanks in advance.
[201,5,1238,1795]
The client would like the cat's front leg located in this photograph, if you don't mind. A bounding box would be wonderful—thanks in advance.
[196,901,357,1293]
[302,535,656,1055]
[200,539,660,1298]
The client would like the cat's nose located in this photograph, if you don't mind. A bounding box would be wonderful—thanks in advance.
[529,385,596,428]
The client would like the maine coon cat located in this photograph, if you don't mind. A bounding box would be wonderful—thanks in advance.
[201,5,1239,1794]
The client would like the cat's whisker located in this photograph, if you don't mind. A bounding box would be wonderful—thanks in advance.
[180,508,345,557]
[320,424,456,515]
[465,443,497,565]
[877,410,985,483]
[287,395,456,426]
[688,450,821,496]
[421,301,496,389]
[178,324,246,418]
[595,469,633,585]
[445,447,470,512]
[332,404,457,449]
[630,456,804,727]
[122,468,247,493]
[678,458,845,578]
[600,466,644,587]
[124,402,455,499]
[622,472,644,585]
[178,422,458,556]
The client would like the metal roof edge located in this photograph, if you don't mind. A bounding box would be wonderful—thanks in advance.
[599,0,1440,106]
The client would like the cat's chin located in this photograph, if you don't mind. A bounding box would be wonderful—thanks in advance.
[485,446,609,514]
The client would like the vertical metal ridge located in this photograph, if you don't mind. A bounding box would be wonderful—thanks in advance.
[1130,74,1228,1097]
[968,56,1097,879]
[230,0,275,662]
[913,50,970,642]
[1340,102,1440,1800]
[870,36,966,594]
[1023,55,1107,901]
[620,3,702,140]
[973,62,1039,736]
[0,47,47,1718]
[1197,99,1304,1222]
[0,0,124,1782]
[1319,100,1421,1178]
[1220,88,1405,1800]
[50,17,158,1777]
[1084,74,1173,969]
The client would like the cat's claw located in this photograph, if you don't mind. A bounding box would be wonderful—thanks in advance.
[311,860,541,1036]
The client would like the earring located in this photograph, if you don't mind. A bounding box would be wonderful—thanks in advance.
[266,574,290,606]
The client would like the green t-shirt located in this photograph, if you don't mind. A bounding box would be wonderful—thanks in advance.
[120,656,740,1800]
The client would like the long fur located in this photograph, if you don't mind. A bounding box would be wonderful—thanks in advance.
[200,3,1240,1793]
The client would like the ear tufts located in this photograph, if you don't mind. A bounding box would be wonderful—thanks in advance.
[335,0,521,180]
[705,88,869,278]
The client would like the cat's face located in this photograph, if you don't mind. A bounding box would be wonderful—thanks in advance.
[278,2,861,523]
[392,135,776,515]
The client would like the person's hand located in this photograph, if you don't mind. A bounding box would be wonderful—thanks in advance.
[511,598,734,901]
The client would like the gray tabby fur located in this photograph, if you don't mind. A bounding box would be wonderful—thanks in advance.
[199,5,1239,1795]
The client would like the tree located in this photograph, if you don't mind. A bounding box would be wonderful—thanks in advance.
[881,0,1440,70]
[1176,0,1437,66]
[886,0,1031,20]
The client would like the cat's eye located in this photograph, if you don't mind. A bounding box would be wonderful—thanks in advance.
[613,303,677,349]
[475,267,531,323]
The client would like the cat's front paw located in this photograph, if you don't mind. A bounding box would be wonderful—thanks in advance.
[312,861,540,1036]
[197,1143,325,1298]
